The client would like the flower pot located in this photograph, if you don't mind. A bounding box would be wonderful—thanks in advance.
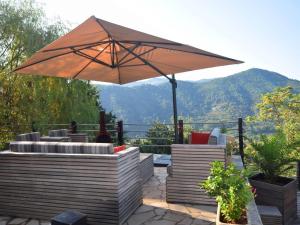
[216,204,247,225]
[249,173,297,225]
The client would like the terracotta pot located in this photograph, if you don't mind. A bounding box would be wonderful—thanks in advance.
[216,204,247,225]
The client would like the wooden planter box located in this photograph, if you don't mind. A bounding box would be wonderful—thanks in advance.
[249,173,297,225]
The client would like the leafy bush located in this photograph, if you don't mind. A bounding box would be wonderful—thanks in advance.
[246,131,300,183]
[201,161,253,223]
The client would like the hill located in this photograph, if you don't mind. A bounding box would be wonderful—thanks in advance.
[96,68,300,124]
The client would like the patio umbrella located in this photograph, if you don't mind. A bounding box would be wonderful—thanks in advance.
[14,16,242,143]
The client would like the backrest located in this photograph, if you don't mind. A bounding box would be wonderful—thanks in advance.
[16,132,40,141]
[48,129,68,137]
[9,141,114,154]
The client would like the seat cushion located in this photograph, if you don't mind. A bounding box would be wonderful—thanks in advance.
[114,145,126,153]
[190,131,210,144]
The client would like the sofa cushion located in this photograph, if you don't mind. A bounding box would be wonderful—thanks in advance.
[190,131,210,144]
[49,129,68,137]
[16,132,40,141]
[114,145,126,153]
[10,141,34,152]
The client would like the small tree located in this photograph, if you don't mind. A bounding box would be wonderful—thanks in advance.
[247,86,300,142]
[145,121,173,154]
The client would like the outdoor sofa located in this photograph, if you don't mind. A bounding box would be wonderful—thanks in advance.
[0,141,143,225]
[166,128,228,205]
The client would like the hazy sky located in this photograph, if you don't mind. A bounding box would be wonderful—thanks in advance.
[37,0,300,81]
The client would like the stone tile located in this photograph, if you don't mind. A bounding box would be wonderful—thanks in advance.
[168,203,189,214]
[127,211,155,225]
[40,221,51,225]
[8,218,27,225]
[134,205,154,214]
[26,219,39,225]
[163,211,186,222]
[178,216,194,225]
[144,220,176,225]
[0,217,11,222]
[191,218,214,225]
[154,208,167,216]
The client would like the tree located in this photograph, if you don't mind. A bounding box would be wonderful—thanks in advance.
[247,86,300,142]
[0,0,103,149]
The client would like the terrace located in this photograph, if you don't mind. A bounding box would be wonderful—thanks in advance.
[1,119,299,225]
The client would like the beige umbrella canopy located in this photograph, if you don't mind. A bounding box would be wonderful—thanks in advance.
[15,16,243,142]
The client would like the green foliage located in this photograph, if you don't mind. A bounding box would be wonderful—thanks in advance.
[134,121,173,154]
[0,0,103,149]
[247,86,300,142]
[246,131,300,183]
[99,68,300,125]
[201,161,253,223]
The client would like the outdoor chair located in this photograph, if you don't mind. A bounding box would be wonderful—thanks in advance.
[166,128,228,205]
[0,142,142,225]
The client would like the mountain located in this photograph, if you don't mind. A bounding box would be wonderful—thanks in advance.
[96,68,300,124]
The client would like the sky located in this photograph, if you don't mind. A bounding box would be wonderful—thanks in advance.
[37,0,300,81]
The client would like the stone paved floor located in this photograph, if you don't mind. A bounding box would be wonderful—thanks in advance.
[123,167,216,225]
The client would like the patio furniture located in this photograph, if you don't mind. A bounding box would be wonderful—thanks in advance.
[166,128,228,205]
[48,129,87,142]
[139,153,154,184]
[0,142,142,225]
[16,132,41,141]
[68,133,88,142]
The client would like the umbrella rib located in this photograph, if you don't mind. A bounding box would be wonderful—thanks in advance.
[72,48,112,68]
[114,44,122,84]
[119,46,157,66]
[95,18,113,39]
[14,43,106,72]
[118,44,140,64]
[41,39,111,52]
[139,43,243,63]
[72,44,111,79]
[116,41,171,82]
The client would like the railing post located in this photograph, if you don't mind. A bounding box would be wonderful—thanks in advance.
[297,161,300,190]
[117,120,124,145]
[31,121,37,132]
[238,118,245,165]
[178,120,184,144]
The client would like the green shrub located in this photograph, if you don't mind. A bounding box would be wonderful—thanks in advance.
[201,161,253,223]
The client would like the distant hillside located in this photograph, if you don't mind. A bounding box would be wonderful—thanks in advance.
[96,68,300,123]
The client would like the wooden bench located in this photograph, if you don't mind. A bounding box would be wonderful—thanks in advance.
[0,142,142,225]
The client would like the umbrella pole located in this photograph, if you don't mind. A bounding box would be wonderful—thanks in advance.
[171,74,179,144]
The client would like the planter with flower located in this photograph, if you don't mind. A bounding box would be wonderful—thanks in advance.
[247,132,299,225]
[201,161,254,225]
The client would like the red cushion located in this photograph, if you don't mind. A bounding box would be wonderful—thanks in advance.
[191,132,210,144]
[114,145,126,153]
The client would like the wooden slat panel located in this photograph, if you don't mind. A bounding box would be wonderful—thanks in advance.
[166,142,226,206]
[0,147,142,225]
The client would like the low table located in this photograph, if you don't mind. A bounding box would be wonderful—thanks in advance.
[140,153,154,184]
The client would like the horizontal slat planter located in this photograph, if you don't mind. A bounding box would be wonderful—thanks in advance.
[0,146,142,225]
[166,140,227,205]
[140,153,154,184]
[249,174,297,225]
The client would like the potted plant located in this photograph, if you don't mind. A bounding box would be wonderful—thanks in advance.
[247,131,299,225]
[201,161,253,224]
